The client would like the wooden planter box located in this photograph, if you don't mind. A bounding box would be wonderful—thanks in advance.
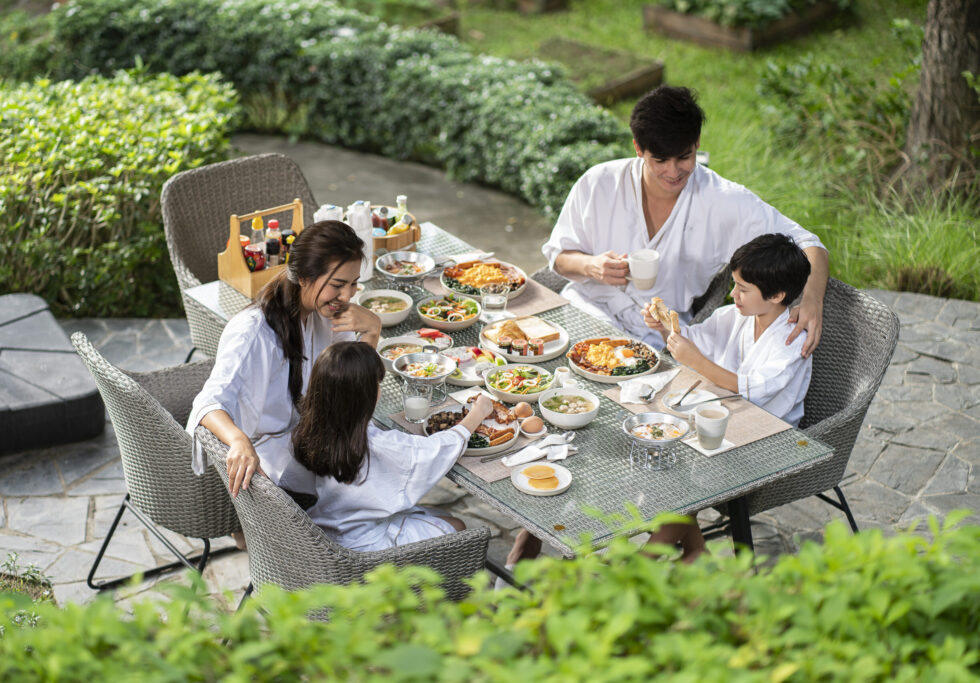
[538,38,664,105]
[518,0,568,14]
[643,1,843,52]
[417,11,461,37]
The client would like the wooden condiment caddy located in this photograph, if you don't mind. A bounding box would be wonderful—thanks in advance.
[218,199,304,299]
[372,206,421,252]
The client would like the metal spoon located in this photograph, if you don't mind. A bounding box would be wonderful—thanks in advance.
[667,379,702,407]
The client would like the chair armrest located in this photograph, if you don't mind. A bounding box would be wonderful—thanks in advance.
[126,359,215,425]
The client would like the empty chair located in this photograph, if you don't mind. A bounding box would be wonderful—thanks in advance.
[71,332,241,590]
[161,153,318,358]
[711,278,900,545]
[196,425,491,602]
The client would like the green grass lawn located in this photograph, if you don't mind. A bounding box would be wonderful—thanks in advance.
[456,0,979,300]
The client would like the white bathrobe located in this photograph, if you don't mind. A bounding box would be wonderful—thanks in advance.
[541,159,826,348]
[682,305,812,426]
[305,424,469,551]
[186,306,354,493]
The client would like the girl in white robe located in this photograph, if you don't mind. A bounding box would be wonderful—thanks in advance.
[292,341,495,551]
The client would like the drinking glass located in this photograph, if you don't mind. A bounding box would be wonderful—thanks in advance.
[480,283,510,322]
[402,382,433,424]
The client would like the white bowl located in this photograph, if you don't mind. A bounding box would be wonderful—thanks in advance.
[354,289,413,327]
[415,293,481,332]
[483,363,555,404]
[537,387,601,429]
[376,336,428,372]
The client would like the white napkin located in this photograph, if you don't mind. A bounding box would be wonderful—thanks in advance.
[619,368,680,404]
[445,251,494,265]
[501,434,577,467]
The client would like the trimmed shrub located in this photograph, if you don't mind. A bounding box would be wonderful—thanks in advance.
[0,70,238,316]
[649,0,852,29]
[2,518,979,680]
[23,0,630,216]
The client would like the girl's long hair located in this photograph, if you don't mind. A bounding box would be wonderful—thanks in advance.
[293,341,385,484]
[255,220,364,408]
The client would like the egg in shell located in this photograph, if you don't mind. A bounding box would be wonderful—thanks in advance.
[513,401,534,419]
[521,416,545,434]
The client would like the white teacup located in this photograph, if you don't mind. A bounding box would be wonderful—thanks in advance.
[627,249,660,290]
[694,404,730,450]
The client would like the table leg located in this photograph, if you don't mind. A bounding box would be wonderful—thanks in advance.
[727,496,754,554]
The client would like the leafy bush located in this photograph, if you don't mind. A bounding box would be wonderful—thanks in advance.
[9,0,628,218]
[0,70,237,317]
[2,517,980,680]
[650,0,852,29]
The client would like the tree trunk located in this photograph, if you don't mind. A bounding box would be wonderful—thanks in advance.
[903,0,980,192]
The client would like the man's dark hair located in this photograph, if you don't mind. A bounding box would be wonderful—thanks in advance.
[630,85,705,158]
[729,234,810,306]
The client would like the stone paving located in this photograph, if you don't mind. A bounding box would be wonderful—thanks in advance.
[0,290,977,608]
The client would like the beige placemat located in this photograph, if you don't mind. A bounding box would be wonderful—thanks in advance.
[602,366,791,449]
[422,273,569,318]
[388,399,527,483]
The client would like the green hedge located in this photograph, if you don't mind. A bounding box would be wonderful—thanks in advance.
[649,0,852,29]
[9,0,629,218]
[2,518,979,680]
[0,70,237,317]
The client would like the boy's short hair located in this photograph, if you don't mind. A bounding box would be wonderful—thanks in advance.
[630,85,705,159]
[729,234,810,306]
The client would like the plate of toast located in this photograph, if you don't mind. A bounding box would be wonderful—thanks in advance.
[480,315,570,363]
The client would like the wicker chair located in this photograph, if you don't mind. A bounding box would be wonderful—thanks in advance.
[161,153,318,359]
[196,425,491,603]
[710,278,900,543]
[71,333,241,590]
[529,265,730,323]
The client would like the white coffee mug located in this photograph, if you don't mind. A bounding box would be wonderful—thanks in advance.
[694,404,730,450]
[627,249,660,290]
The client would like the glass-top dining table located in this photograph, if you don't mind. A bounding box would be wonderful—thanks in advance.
[184,222,833,558]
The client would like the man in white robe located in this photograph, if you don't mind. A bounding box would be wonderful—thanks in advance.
[542,85,828,357]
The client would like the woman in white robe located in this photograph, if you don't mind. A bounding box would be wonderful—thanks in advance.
[186,221,381,497]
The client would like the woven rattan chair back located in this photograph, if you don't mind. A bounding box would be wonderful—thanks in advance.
[196,426,490,601]
[161,153,317,291]
[742,278,899,516]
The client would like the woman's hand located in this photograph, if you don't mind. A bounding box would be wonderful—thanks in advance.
[227,435,264,498]
[586,251,629,286]
[641,303,667,333]
[332,303,382,345]
[786,295,823,358]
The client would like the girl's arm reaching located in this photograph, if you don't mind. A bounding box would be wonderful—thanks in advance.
[459,394,494,433]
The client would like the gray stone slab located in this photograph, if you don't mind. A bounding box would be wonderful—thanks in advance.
[896,499,940,530]
[937,299,980,326]
[56,444,120,487]
[53,579,98,607]
[46,548,143,585]
[0,312,74,353]
[864,289,899,307]
[869,444,945,495]
[0,294,50,324]
[78,529,157,568]
[456,497,526,533]
[934,384,980,411]
[863,405,918,433]
[920,493,980,526]
[893,291,948,314]
[879,365,906,387]
[59,319,110,347]
[847,428,886,475]
[877,384,934,403]
[889,417,966,452]
[0,367,53,410]
[953,438,980,465]
[0,531,62,571]
[763,497,837,533]
[6,496,88,545]
[843,480,910,524]
[66,459,127,496]
[905,355,956,384]
[957,364,980,385]
[904,338,974,364]
[898,322,943,344]
[922,455,970,496]
[0,349,99,400]
[888,344,918,365]
[0,459,64,496]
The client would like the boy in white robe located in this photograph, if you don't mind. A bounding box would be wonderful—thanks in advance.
[543,85,828,357]
[641,233,813,562]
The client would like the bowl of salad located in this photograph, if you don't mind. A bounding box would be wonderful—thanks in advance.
[353,289,413,327]
[392,352,458,385]
[484,364,555,403]
[415,293,481,332]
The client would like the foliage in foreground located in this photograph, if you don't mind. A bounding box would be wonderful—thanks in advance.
[2,517,979,681]
[0,70,237,317]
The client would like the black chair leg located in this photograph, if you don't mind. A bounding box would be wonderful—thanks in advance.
[87,494,238,591]
[816,485,859,533]
[237,582,254,611]
[183,346,197,363]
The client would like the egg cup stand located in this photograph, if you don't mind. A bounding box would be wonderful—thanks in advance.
[218,199,304,299]
[627,439,679,471]
[394,374,451,407]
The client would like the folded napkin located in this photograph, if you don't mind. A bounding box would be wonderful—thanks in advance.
[501,434,577,467]
[619,368,680,404]
[445,251,494,265]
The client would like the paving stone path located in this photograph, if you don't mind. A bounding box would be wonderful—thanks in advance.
[0,290,976,608]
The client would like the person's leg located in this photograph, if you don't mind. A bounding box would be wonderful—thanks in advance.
[645,518,708,563]
[645,522,688,556]
[435,515,466,532]
[506,529,542,565]
[232,530,247,550]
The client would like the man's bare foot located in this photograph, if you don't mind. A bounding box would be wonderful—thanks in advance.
[232,530,247,551]
[506,529,542,565]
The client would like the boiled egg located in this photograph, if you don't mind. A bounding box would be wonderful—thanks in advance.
[521,416,544,434]
[513,401,534,419]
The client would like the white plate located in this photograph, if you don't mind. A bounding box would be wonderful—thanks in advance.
[566,338,661,384]
[480,320,571,364]
[510,463,572,497]
[662,388,716,414]
[423,404,519,456]
[440,260,528,300]
[441,346,506,386]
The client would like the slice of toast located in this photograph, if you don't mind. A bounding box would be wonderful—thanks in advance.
[515,316,560,343]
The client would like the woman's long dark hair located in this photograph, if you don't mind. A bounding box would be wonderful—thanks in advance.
[293,342,385,484]
[255,220,364,408]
